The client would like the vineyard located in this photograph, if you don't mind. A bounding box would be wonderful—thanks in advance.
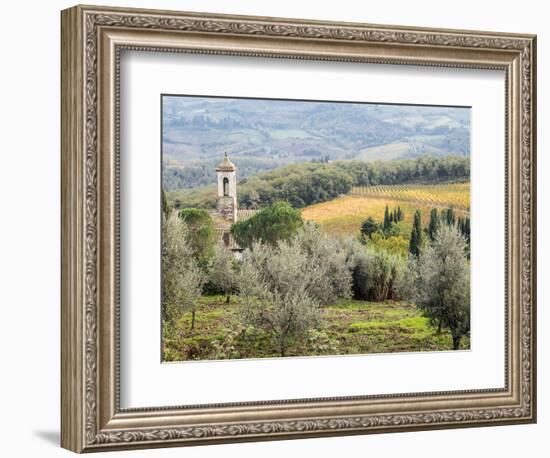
[350,182,470,210]
[302,182,470,237]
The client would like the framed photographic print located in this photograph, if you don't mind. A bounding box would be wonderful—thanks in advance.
[61,4,537,453]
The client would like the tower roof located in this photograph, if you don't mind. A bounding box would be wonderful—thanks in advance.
[216,152,236,172]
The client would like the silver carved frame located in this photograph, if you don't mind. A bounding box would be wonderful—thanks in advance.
[61,4,537,453]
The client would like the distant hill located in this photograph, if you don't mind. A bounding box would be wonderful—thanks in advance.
[162,96,470,191]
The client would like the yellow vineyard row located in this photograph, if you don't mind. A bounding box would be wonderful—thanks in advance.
[349,182,470,210]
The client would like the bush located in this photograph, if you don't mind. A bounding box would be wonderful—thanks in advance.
[348,246,370,300]
[367,233,409,257]
[365,248,395,301]
[306,329,339,355]
[392,256,416,301]
[360,216,379,239]
[346,242,412,302]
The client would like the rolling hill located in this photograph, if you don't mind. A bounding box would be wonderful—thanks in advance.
[163,95,470,190]
[301,182,470,237]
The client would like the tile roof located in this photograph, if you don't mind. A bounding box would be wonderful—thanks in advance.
[216,152,236,172]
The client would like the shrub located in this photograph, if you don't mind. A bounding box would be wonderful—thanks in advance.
[306,329,339,355]
[392,256,416,301]
[360,216,379,239]
[345,241,412,302]
[367,233,409,257]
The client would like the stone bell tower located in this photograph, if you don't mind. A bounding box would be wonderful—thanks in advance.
[216,152,237,222]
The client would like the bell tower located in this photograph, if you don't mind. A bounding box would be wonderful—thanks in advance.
[216,152,237,222]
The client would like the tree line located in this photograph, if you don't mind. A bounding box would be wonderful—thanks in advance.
[238,155,470,209]
[169,155,470,210]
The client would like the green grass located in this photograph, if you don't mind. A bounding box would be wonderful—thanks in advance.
[356,142,414,161]
[356,141,443,162]
[163,296,468,361]
[269,129,314,139]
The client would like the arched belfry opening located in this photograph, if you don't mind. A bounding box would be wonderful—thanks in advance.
[223,177,229,196]
[216,152,237,222]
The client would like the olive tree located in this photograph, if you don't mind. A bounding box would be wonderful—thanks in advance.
[208,243,239,303]
[162,213,206,330]
[237,244,321,357]
[236,224,351,356]
[392,255,416,301]
[415,224,470,349]
[239,284,321,357]
[291,223,352,305]
[242,223,351,306]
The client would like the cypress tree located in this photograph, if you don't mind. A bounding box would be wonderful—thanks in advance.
[162,188,170,217]
[428,208,440,241]
[409,210,423,256]
[458,216,470,243]
[383,205,390,231]
[444,207,456,226]
[464,217,470,242]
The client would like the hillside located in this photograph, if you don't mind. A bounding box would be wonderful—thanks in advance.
[163,95,470,190]
[167,155,470,211]
[301,182,470,237]
[350,182,470,210]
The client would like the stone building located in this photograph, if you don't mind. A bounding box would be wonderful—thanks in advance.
[212,153,257,256]
[216,152,238,223]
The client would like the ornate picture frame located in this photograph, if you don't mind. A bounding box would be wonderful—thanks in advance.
[61,4,536,453]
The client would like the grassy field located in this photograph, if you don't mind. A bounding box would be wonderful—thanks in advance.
[356,141,442,161]
[163,295,468,362]
[301,182,469,237]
